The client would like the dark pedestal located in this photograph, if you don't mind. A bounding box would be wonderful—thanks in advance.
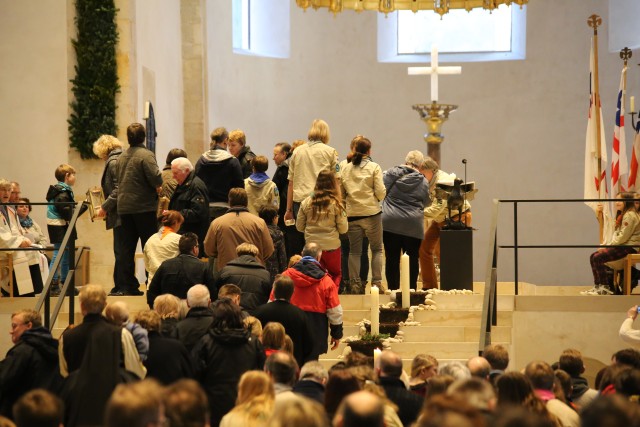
[440,229,473,291]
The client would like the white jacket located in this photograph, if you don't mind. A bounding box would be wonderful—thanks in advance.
[341,157,386,217]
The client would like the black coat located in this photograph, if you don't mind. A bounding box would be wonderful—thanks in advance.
[379,376,423,426]
[169,171,210,247]
[272,160,289,228]
[147,254,217,308]
[100,148,122,230]
[192,327,265,427]
[292,379,325,404]
[253,299,314,367]
[175,307,214,352]
[45,184,88,243]
[0,327,63,418]
[144,331,194,385]
[194,148,244,204]
[237,146,256,179]
[214,255,272,313]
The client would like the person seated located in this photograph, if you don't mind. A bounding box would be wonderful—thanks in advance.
[147,232,216,308]
[214,243,271,314]
[143,210,183,287]
[584,192,640,295]
[15,198,48,247]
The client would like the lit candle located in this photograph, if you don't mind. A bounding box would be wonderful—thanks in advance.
[373,348,382,370]
[400,253,410,308]
[431,45,438,102]
[370,285,380,336]
[631,96,636,113]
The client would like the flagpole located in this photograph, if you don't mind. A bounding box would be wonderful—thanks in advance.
[588,15,604,242]
[620,48,631,195]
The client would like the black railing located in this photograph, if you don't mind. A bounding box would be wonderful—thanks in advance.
[479,197,638,354]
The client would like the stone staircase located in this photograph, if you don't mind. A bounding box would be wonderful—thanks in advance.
[318,289,514,371]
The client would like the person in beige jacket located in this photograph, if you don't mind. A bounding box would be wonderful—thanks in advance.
[244,155,280,215]
[296,170,348,287]
[340,136,386,293]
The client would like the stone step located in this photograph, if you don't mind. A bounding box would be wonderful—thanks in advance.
[413,309,513,326]
[430,294,514,311]
[342,309,371,324]
[399,325,511,343]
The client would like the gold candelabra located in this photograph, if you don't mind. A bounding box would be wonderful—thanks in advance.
[412,101,458,144]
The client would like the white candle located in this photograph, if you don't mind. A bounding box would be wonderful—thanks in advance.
[631,96,636,113]
[431,45,438,102]
[400,253,410,308]
[373,348,382,370]
[370,285,380,336]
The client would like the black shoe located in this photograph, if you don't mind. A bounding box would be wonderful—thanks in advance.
[50,286,61,297]
[122,289,144,296]
[108,290,125,297]
[109,287,118,294]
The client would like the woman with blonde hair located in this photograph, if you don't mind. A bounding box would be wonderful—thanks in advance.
[410,354,439,396]
[152,293,182,337]
[261,322,286,358]
[219,370,274,427]
[296,169,348,287]
[143,210,183,283]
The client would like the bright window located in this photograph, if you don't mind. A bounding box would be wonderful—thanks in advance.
[378,5,526,63]
[232,0,290,58]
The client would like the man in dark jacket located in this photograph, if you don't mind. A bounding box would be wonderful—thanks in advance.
[377,350,422,427]
[215,243,271,313]
[195,127,244,222]
[176,284,214,352]
[169,157,209,248]
[115,123,163,295]
[254,275,313,367]
[272,142,294,257]
[0,309,62,418]
[147,233,216,308]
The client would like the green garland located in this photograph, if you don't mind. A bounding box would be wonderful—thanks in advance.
[68,0,119,159]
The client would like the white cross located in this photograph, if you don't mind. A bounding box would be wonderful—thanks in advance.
[408,45,462,102]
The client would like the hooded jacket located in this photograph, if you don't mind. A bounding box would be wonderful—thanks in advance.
[381,165,430,239]
[46,183,87,243]
[244,172,279,216]
[278,257,343,359]
[214,254,272,313]
[195,147,244,204]
[192,326,265,426]
[0,326,63,417]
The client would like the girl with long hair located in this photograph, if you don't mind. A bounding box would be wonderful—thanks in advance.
[219,370,275,427]
[586,192,640,295]
[296,169,348,287]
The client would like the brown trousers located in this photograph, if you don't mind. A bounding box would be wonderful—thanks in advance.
[419,211,472,289]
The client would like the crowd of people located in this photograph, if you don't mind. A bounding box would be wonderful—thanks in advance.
[2,291,640,427]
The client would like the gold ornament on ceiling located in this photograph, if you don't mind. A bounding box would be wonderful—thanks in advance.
[295,0,529,17]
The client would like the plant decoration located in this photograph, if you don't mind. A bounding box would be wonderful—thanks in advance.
[359,333,390,342]
[68,0,119,159]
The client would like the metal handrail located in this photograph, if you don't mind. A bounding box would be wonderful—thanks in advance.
[478,197,637,355]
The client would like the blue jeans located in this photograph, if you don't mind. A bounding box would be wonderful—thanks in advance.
[49,243,69,283]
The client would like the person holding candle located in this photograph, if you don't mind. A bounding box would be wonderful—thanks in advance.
[381,151,430,290]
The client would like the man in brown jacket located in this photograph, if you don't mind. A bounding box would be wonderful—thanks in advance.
[203,188,274,271]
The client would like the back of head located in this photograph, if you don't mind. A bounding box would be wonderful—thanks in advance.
[350,135,371,166]
[268,394,328,427]
[301,242,322,260]
[411,354,438,378]
[612,348,640,369]
[262,322,286,350]
[252,155,269,173]
[265,351,299,386]
[127,123,146,146]
[273,275,294,301]
[171,157,194,173]
[524,361,554,391]
[211,298,244,330]
[558,348,584,377]
[153,294,181,319]
[104,380,163,427]
[54,164,76,182]
[416,394,485,427]
[186,284,210,308]
[483,344,509,371]
[166,148,188,166]
[447,377,496,412]
[425,375,456,401]
[13,389,63,427]
[228,187,248,207]
[338,390,384,427]
[467,356,491,379]
[160,210,184,229]
[307,119,330,144]
[178,232,199,255]
[324,369,361,417]
[93,134,123,159]
[79,284,107,315]
[236,242,259,257]
[237,370,274,405]
[210,127,228,147]
[218,283,241,300]
[258,205,278,225]
[581,395,639,427]
[405,150,424,169]
[379,350,403,378]
[104,301,130,325]
[134,310,161,332]
[300,361,329,384]
[421,156,439,174]
[496,372,535,406]
[164,379,210,427]
[439,361,471,381]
